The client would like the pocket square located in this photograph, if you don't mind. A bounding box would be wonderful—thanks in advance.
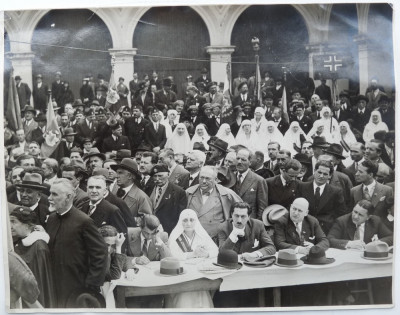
[309,236,316,240]
[250,188,255,192]
[102,221,107,225]
[252,239,259,248]
[371,234,379,242]
[379,196,386,202]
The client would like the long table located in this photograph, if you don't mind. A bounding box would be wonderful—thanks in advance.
[112,248,393,308]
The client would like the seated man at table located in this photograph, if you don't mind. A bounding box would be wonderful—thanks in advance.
[215,201,276,308]
[327,199,393,305]
[274,197,329,254]
[125,214,171,308]
[327,199,393,249]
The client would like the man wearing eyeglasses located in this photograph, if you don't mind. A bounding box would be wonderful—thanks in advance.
[186,166,242,242]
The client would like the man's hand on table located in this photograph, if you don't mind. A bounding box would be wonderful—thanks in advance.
[241,252,259,262]
[135,256,151,265]
[346,240,366,250]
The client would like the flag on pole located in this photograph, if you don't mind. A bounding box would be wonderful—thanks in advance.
[221,62,234,124]
[281,86,288,114]
[46,94,59,133]
[5,71,22,131]
[105,55,120,111]
[223,62,232,102]
[256,56,262,105]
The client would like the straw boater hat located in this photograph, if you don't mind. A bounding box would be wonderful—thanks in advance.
[15,173,47,192]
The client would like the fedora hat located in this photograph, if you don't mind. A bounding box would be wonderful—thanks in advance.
[301,246,335,265]
[92,168,113,184]
[63,127,77,136]
[155,257,185,276]
[15,173,47,192]
[217,166,236,188]
[357,95,369,103]
[65,289,106,308]
[83,148,106,161]
[34,113,47,122]
[22,105,36,114]
[361,241,393,260]
[110,158,141,179]
[115,149,132,161]
[262,205,288,227]
[132,143,152,155]
[294,153,311,165]
[193,142,206,152]
[323,143,345,160]
[311,136,329,149]
[213,249,242,270]
[72,99,84,107]
[275,249,304,268]
[209,138,229,153]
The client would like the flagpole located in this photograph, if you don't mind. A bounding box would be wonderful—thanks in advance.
[251,37,260,107]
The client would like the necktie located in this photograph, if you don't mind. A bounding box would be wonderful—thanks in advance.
[355,162,358,171]
[135,118,138,123]
[117,188,126,198]
[155,187,162,206]
[363,186,371,201]
[88,204,96,216]
[142,239,148,257]
[140,177,146,187]
[189,176,194,185]
[354,225,361,240]
[295,223,302,237]
[314,186,321,210]
[317,112,320,119]
[115,136,118,142]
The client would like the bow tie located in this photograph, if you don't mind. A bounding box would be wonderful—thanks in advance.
[201,191,211,196]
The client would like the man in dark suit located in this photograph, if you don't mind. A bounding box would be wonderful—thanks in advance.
[15,76,31,107]
[82,176,128,248]
[264,142,281,174]
[269,107,289,134]
[315,79,331,105]
[79,78,94,106]
[102,123,131,153]
[250,151,274,179]
[205,103,224,136]
[292,103,313,134]
[129,73,140,102]
[144,109,167,153]
[149,164,187,235]
[32,74,48,113]
[266,159,301,209]
[134,81,154,114]
[155,78,177,112]
[274,197,329,253]
[331,100,350,123]
[51,71,64,105]
[204,81,224,105]
[186,105,205,128]
[296,160,346,234]
[378,95,395,130]
[46,178,107,308]
[185,86,206,109]
[50,127,81,162]
[351,95,371,133]
[124,105,149,151]
[232,82,254,107]
[158,149,190,189]
[22,106,38,143]
[309,99,324,123]
[138,151,158,196]
[75,108,97,145]
[232,149,268,220]
[327,199,393,249]
[185,150,206,187]
[345,142,365,179]
[232,71,247,97]
[350,159,393,219]
[31,113,47,145]
[194,68,211,87]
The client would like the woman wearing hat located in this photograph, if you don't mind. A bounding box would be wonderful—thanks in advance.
[165,123,192,155]
[10,207,56,308]
[166,209,218,308]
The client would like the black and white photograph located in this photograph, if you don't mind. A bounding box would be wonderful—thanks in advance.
[1,0,398,313]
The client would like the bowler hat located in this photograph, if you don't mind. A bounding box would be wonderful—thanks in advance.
[70,147,83,154]
[263,91,274,100]
[22,105,36,114]
[209,138,228,153]
[362,241,393,260]
[262,204,288,227]
[96,86,106,92]
[207,81,218,90]
[237,81,248,91]
[83,148,106,161]
[357,95,369,103]
[34,113,47,122]
[323,143,345,160]
[213,250,242,270]
[301,246,335,265]
[111,158,141,179]
[15,173,47,192]
[65,289,106,308]
[311,136,329,149]
[151,163,169,176]
[275,249,304,268]
[115,149,132,161]
[63,127,77,136]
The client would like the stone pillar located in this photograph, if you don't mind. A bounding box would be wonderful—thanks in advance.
[354,34,369,95]
[5,50,35,103]
[108,48,138,83]
[206,45,235,85]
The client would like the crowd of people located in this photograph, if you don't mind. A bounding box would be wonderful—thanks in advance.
[5,68,395,309]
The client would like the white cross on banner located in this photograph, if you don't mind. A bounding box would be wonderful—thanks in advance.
[323,55,343,72]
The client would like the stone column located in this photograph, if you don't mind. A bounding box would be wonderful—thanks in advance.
[206,45,235,85]
[354,34,369,95]
[5,51,35,102]
[108,48,138,83]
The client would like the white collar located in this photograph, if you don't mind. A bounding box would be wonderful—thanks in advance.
[313,181,327,194]
[57,204,73,216]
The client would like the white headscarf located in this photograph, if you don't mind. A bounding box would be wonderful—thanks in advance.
[265,120,284,144]
[235,120,262,152]
[168,209,218,261]
[191,124,210,150]
[165,123,192,155]
[216,123,236,148]
[159,110,173,138]
[363,110,388,143]
[282,121,307,156]
[307,118,336,143]
[251,107,268,135]
[339,121,357,146]
[318,107,340,141]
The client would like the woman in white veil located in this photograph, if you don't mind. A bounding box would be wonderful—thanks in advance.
[307,119,335,143]
[265,120,284,145]
[159,110,173,139]
[235,120,262,152]
[363,110,388,143]
[251,107,268,136]
[191,123,210,150]
[165,123,192,155]
[282,121,307,156]
[166,209,218,308]
[216,123,236,148]
[318,107,340,142]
